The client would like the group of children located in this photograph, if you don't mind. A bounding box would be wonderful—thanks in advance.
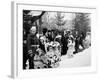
[24,26,89,69]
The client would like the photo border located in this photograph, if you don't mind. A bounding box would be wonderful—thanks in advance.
[11,1,97,78]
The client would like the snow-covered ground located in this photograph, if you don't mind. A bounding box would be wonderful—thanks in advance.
[58,47,91,68]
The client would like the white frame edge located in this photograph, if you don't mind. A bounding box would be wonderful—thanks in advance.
[11,1,97,78]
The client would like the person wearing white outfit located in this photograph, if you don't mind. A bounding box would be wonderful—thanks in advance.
[67,37,75,58]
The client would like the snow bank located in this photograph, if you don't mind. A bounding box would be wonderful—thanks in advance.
[58,47,91,68]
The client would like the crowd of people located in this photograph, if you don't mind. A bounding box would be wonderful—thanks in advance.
[23,26,91,69]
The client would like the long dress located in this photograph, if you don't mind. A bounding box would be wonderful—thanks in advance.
[67,40,75,58]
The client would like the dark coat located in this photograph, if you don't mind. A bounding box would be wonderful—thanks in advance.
[27,34,39,51]
[61,35,68,55]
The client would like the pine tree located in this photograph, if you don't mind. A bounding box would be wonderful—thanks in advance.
[55,12,66,31]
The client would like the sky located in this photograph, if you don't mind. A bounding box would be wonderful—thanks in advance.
[28,11,75,20]
[28,11,91,30]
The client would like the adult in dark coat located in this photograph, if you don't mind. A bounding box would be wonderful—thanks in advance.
[74,31,80,54]
[23,29,28,69]
[39,28,48,52]
[27,26,39,69]
[47,30,53,42]
[61,33,68,55]
[79,32,85,49]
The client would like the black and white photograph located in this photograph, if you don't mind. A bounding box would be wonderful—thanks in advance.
[23,10,91,69]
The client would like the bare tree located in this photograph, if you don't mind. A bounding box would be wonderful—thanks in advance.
[23,10,45,34]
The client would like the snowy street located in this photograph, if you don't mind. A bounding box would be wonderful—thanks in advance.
[58,47,91,68]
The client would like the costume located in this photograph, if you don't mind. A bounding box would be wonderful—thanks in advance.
[45,41,61,68]
[67,39,75,57]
